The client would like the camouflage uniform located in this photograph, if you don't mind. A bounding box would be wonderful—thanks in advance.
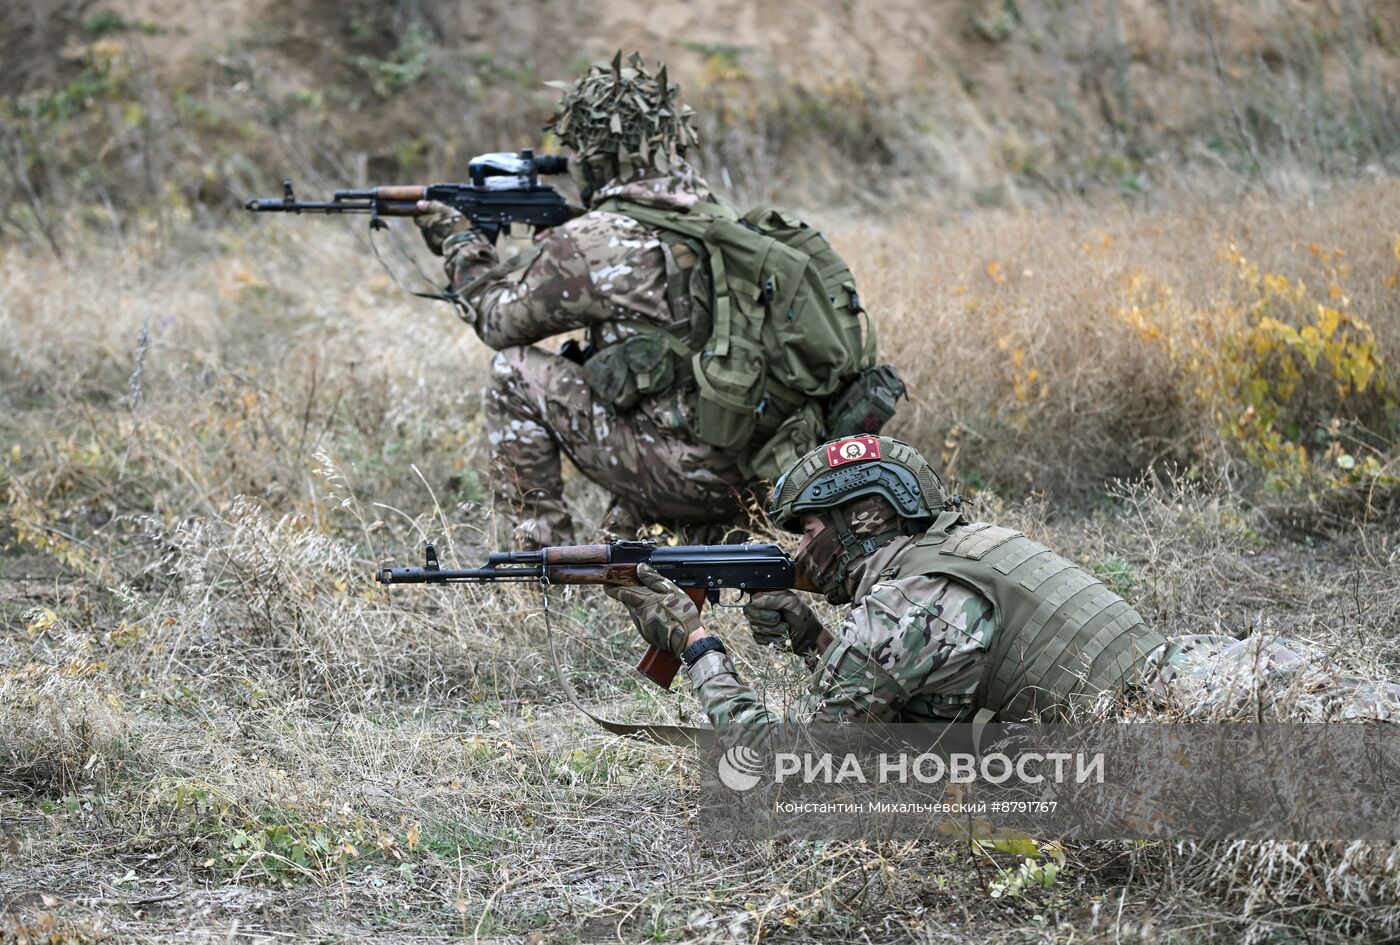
[1145,634,1400,722]
[694,534,999,738]
[695,561,1399,742]
[436,161,751,546]
[690,512,1398,747]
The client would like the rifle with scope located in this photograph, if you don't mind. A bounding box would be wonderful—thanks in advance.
[244,148,581,243]
[377,540,820,689]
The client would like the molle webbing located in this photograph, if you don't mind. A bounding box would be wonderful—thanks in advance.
[595,195,872,465]
[890,523,1166,721]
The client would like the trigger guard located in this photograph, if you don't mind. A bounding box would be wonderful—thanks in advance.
[707,587,750,610]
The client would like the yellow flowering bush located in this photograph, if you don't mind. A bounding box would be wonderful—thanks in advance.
[1117,240,1397,490]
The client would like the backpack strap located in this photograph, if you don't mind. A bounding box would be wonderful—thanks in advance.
[657,237,695,324]
[596,197,736,358]
[860,307,877,371]
[688,199,739,220]
[837,279,877,371]
[594,197,715,234]
[708,246,732,357]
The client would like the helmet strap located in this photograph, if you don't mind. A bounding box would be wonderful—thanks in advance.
[826,508,908,597]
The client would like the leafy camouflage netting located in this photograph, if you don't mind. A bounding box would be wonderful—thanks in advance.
[546,51,699,178]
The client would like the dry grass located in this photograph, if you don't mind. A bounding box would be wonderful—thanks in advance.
[2,184,1400,942]
[838,181,1400,500]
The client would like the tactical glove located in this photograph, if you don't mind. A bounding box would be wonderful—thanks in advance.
[744,590,824,656]
[415,200,473,256]
[605,563,702,657]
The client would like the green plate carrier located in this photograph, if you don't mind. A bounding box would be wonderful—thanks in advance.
[885,513,1169,721]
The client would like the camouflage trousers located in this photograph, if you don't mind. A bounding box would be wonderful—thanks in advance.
[1144,634,1400,721]
[483,345,753,548]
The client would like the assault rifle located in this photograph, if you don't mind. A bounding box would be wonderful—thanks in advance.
[244,149,581,243]
[377,540,820,689]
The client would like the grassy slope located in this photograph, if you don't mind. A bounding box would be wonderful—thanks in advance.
[2,190,1400,942]
[4,0,1400,229]
[4,1,1400,942]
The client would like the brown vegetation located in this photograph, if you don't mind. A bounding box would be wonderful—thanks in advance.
[3,184,1400,940]
[4,0,1400,942]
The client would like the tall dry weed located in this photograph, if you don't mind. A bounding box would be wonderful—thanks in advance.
[839,184,1400,507]
[3,187,1400,941]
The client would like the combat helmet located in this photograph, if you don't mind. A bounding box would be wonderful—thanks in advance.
[768,435,953,533]
[769,436,956,599]
[546,51,698,182]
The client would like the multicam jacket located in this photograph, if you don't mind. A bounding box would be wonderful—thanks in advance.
[441,161,714,352]
[689,536,1400,746]
[690,536,1002,743]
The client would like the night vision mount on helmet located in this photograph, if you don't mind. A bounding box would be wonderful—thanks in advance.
[768,436,959,599]
[768,436,955,533]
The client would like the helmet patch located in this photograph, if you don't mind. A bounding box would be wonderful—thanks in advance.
[826,437,881,467]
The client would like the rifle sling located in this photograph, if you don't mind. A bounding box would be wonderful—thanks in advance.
[367,222,475,315]
[542,585,715,749]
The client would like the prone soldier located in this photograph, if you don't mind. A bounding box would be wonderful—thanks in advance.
[606,436,1400,743]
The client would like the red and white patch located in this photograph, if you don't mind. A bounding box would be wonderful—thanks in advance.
[825,436,881,467]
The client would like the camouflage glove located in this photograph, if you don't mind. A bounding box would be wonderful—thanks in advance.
[605,563,702,656]
[415,200,474,256]
[744,590,824,656]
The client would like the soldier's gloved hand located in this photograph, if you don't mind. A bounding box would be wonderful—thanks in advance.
[745,590,824,656]
[415,200,473,256]
[605,563,702,656]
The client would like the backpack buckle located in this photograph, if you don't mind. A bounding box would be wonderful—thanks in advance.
[762,277,776,302]
[849,289,862,313]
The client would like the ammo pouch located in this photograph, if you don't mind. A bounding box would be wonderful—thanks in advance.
[742,401,826,481]
[826,363,907,437]
[581,330,682,413]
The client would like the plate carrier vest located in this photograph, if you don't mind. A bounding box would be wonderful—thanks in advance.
[880,512,1168,720]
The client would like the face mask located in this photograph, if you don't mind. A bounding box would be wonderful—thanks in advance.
[569,157,613,206]
[568,161,593,206]
[844,494,899,540]
[793,496,904,605]
[794,516,846,602]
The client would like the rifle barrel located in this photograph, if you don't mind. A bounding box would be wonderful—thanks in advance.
[244,198,373,213]
[375,565,544,584]
[243,197,425,217]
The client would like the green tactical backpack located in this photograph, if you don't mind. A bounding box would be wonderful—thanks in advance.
[590,196,904,480]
